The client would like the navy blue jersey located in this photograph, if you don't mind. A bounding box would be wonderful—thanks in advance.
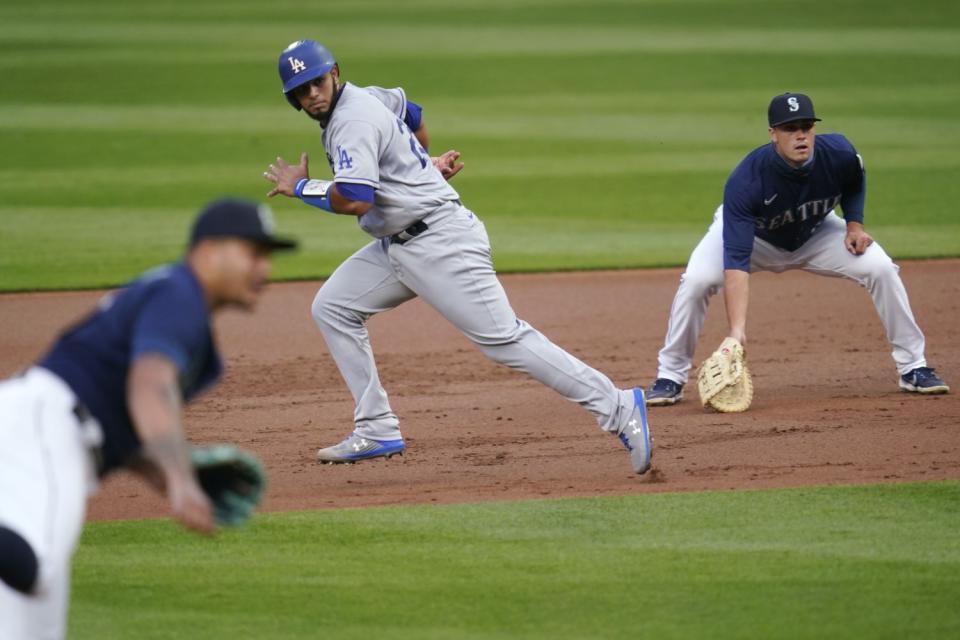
[39,263,222,475]
[723,133,866,271]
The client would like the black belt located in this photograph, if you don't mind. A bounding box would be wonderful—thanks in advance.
[389,220,428,245]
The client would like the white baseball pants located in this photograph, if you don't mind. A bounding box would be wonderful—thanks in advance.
[657,206,928,385]
[0,368,100,640]
[312,204,636,440]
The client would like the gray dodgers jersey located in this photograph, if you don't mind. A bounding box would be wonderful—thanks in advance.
[322,83,460,238]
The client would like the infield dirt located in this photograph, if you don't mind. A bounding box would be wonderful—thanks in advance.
[2,261,957,520]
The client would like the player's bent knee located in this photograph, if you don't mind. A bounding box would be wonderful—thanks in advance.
[874,258,900,281]
[473,322,534,362]
[476,341,517,363]
[310,289,340,327]
[680,272,723,297]
[0,526,39,594]
[310,289,331,323]
[853,249,899,283]
[311,290,365,333]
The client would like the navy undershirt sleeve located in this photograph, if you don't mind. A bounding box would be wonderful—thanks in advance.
[130,285,205,374]
[722,178,757,272]
[335,182,376,203]
[840,160,866,224]
[404,100,423,133]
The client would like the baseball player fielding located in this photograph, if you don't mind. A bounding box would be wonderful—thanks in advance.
[646,92,949,407]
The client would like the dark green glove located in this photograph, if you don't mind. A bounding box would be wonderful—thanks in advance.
[191,445,266,527]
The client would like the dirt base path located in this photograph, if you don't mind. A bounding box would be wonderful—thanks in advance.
[2,261,957,520]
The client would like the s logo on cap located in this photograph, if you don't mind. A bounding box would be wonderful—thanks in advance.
[788,97,799,112]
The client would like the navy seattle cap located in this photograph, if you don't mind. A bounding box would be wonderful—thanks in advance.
[189,198,297,250]
[768,93,821,127]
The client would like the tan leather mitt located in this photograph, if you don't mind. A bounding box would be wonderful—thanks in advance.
[697,337,753,412]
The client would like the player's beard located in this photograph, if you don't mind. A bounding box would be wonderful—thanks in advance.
[307,82,344,128]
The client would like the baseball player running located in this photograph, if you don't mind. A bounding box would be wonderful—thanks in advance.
[263,39,651,473]
[646,93,949,406]
[0,199,296,639]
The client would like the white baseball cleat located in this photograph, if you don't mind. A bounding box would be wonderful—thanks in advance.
[317,433,406,464]
[616,388,652,474]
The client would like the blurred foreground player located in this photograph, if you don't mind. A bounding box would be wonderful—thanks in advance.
[0,198,296,639]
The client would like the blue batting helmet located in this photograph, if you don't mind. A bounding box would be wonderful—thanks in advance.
[278,40,336,110]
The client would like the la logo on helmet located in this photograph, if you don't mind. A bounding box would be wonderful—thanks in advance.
[788,97,800,112]
[288,57,306,73]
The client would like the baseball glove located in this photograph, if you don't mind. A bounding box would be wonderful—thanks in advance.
[697,337,753,413]
[191,445,266,527]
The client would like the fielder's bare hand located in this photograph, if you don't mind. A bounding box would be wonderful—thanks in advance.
[264,152,309,198]
[128,454,213,533]
[167,473,216,534]
[432,150,464,181]
[844,222,874,255]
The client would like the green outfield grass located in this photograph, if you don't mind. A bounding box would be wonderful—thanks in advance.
[70,481,960,639]
[2,0,959,290]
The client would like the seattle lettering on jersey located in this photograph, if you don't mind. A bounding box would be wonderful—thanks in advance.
[755,194,842,231]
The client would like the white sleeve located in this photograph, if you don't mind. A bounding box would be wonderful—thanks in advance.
[327,119,381,188]
[361,86,407,120]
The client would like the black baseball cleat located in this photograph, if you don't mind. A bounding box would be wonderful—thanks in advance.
[646,378,684,406]
[899,367,949,394]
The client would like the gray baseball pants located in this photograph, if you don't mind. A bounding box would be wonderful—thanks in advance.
[312,204,635,440]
